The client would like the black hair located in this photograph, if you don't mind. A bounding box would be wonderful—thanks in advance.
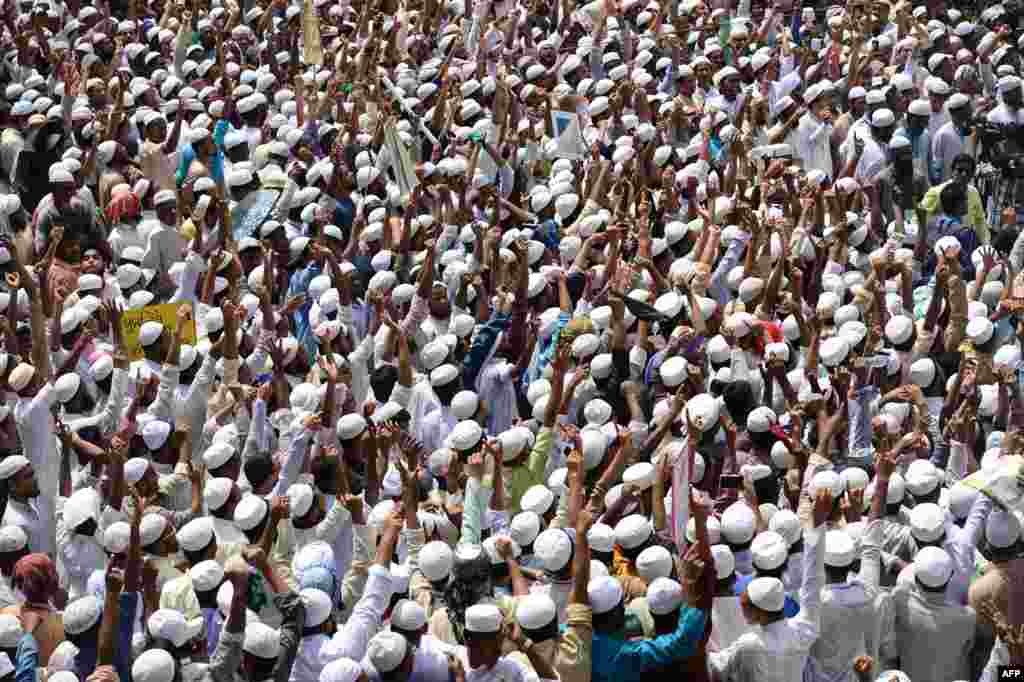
[244,653,278,680]
[651,609,682,634]
[243,454,275,490]
[592,602,626,634]
[722,381,755,430]
[183,536,216,566]
[434,379,461,408]
[824,565,851,584]
[951,153,977,176]
[195,587,220,610]
[521,619,559,643]
[442,551,493,645]
[940,181,967,215]
[370,364,399,403]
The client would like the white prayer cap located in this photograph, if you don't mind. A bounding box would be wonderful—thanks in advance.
[0,526,25,554]
[319,659,363,682]
[450,391,479,421]
[588,576,624,614]
[747,576,785,611]
[244,622,281,659]
[824,530,856,567]
[721,502,756,544]
[615,515,652,550]
[465,603,503,635]
[914,546,953,588]
[747,407,777,434]
[190,560,224,592]
[622,462,655,491]
[885,315,914,344]
[591,353,614,380]
[647,577,683,616]
[711,544,735,580]
[54,373,82,404]
[233,494,269,531]
[49,642,79,673]
[499,428,530,461]
[140,420,171,451]
[6,363,34,394]
[522,484,555,516]
[875,672,911,682]
[535,529,573,571]
[841,468,870,493]
[419,541,454,582]
[287,483,316,519]
[148,608,203,648]
[966,317,994,345]
[300,588,333,628]
[0,456,28,481]
[140,513,169,548]
[946,482,978,521]
[177,517,214,553]
[204,478,233,512]
[636,545,673,582]
[133,649,175,682]
[103,522,130,554]
[686,393,720,432]
[64,596,102,634]
[811,470,845,499]
[751,531,788,570]
[765,511,800,549]
[449,420,483,452]
[908,502,945,544]
[509,512,542,548]
[336,414,367,440]
[906,459,941,496]
[139,321,164,347]
[516,594,557,630]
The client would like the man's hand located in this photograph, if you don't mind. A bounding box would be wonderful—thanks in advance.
[270,495,290,521]
[105,566,125,594]
[242,545,268,567]
[812,489,833,528]
[466,452,485,480]
[224,556,250,587]
[494,536,516,560]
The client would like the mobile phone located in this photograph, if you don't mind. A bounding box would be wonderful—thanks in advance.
[720,474,743,489]
[811,38,822,51]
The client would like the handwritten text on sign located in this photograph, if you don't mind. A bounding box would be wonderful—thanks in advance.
[120,303,197,360]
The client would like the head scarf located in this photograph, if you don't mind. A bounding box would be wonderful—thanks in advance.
[14,554,58,607]
[105,190,141,224]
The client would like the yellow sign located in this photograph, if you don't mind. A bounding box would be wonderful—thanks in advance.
[120,303,197,361]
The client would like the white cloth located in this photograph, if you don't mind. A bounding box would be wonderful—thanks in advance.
[13,382,58,555]
[707,527,825,682]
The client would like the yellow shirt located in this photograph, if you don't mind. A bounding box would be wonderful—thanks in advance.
[919,181,990,245]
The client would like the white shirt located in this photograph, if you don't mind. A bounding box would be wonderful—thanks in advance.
[322,564,393,660]
[290,634,332,682]
[708,527,825,682]
[13,381,58,555]
[797,113,834,178]
[805,520,883,682]
[1,498,47,558]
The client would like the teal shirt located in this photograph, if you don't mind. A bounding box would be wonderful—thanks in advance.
[591,607,708,682]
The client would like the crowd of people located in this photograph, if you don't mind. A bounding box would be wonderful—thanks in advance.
[0,0,1021,681]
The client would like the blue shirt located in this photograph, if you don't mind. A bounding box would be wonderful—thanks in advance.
[332,197,356,231]
[15,633,37,682]
[288,263,323,361]
[590,607,707,682]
